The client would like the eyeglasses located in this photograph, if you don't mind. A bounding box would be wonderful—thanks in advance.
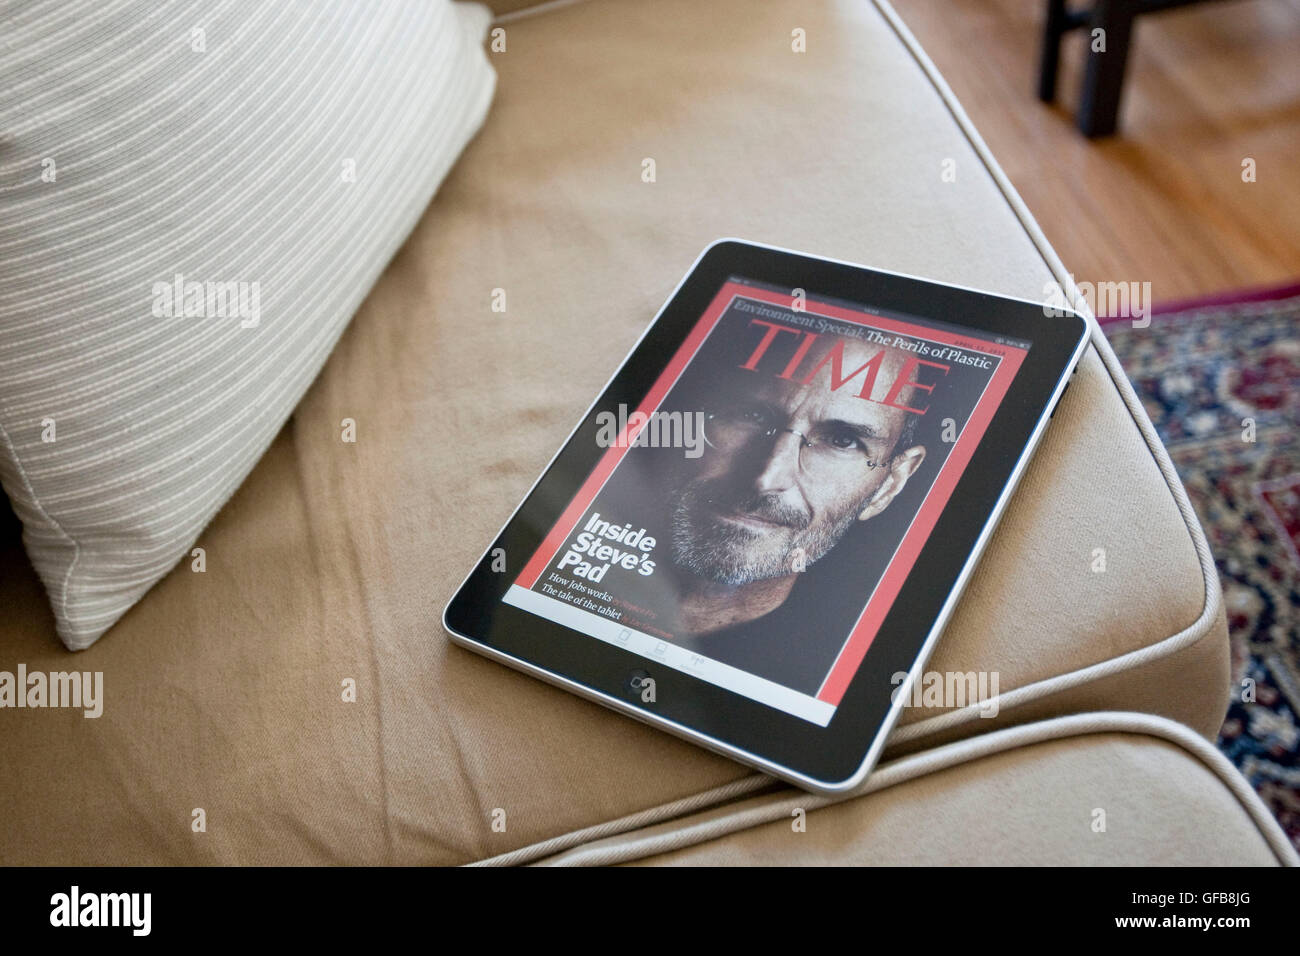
[702,404,892,478]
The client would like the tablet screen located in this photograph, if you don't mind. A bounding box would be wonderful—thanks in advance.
[503,277,1031,726]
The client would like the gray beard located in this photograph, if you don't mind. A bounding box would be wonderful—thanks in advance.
[669,480,863,585]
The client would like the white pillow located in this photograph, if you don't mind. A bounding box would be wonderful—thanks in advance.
[0,0,496,649]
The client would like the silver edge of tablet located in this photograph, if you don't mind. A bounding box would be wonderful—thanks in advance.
[442,237,1093,795]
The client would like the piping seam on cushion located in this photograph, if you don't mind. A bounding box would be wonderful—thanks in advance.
[528,712,1299,867]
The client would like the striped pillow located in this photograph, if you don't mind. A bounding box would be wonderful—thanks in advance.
[0,0,496,649]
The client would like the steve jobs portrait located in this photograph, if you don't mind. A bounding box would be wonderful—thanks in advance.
[658,323,940,690]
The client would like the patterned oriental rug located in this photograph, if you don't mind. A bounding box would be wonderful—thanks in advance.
[1102,284,1300,852]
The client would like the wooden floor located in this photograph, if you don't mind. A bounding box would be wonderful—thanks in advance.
[890,0,1300,302]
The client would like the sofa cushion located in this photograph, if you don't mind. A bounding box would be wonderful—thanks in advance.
[0,0,497,650]
[0,0,1228,864]
[517,714,1297,866]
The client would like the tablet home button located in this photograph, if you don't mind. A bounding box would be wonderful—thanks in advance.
[624,669,653,698]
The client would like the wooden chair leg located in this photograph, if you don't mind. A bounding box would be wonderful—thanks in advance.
[1038,0,1070,102]
[1078,0,1136,137]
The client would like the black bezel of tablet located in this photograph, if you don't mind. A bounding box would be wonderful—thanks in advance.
[444,239,1089,791]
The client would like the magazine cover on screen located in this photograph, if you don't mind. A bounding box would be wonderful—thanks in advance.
[503,278,1028,726]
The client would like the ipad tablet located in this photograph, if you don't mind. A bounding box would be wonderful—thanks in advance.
[444,239,1090,793]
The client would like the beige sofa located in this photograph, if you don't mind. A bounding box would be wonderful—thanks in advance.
[1,0,1294,866]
